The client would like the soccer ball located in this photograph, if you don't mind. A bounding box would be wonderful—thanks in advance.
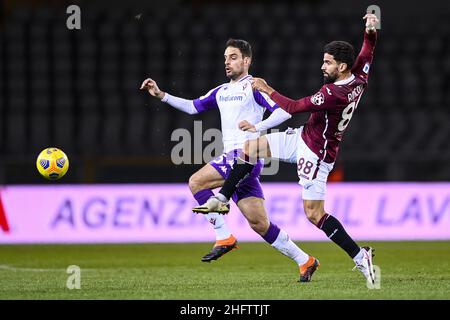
[36,147,69,180]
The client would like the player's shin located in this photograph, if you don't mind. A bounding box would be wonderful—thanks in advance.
[193,189,231,240]
[217,157,255,202]
[262,222,309,266]
[318,213,360,259]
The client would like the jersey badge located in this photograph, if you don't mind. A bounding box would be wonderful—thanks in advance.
[311,92,325,105]
[363,63,370,74]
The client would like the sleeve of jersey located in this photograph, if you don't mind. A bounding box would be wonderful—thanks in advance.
[253,90,278,112]
[192,86,221,113]
[270,86,338,114]
[161,93,198,115]
[254,108,291,132]
[351,31,377,80]
[252,89,291,131]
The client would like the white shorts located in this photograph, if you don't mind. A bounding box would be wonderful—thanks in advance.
[265,127,334,200]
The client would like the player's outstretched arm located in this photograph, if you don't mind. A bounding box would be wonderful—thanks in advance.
[352,13,378,77]
[140,77,199,115]
[251,77,318,114]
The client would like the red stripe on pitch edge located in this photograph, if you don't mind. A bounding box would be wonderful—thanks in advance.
[0,190,10,233]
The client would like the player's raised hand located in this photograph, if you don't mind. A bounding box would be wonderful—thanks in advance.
[363,13,379,33]
[238,120,256,132]
[140,78,165,99]
[251,78,275,96]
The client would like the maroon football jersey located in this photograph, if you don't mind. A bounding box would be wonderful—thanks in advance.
[270,31,377,163]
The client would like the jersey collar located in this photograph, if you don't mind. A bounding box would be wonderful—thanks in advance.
[334,73,355,85]
[238,75,252,82]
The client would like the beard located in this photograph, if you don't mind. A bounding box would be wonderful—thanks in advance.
[226,63,245,81]
[226,70,243,81]
[226,72,236,80]
[323,72,338,84]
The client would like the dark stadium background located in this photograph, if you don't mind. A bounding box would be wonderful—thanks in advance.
[1,0,449,184]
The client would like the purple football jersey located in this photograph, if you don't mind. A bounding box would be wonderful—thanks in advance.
[271,31,377,163]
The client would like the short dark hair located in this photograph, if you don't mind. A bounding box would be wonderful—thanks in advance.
[226,38,252,58]
[324,41,355,70]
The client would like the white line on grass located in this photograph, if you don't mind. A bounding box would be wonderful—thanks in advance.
[0,264,97,272]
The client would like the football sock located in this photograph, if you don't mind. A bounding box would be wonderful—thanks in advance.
[219,157,255,200]
[194,189,231,240]
[318,214,360,258]
[263,222,309,266]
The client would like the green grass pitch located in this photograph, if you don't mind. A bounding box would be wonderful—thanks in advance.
[0,241,449,299]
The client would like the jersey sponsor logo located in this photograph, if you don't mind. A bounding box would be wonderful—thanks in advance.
[218,92,246,102]
[219,95,243,102]
[363,63,370,74]
[310,92,325,106]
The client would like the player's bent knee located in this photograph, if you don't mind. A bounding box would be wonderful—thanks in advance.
[244,139,259,161]
[243,140,252,157]
[304,205,324,226]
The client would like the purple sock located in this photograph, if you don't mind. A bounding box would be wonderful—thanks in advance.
[262,222,281,244]
[193,189,214,205]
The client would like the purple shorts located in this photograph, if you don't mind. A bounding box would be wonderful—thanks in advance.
[209,149,265,203]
